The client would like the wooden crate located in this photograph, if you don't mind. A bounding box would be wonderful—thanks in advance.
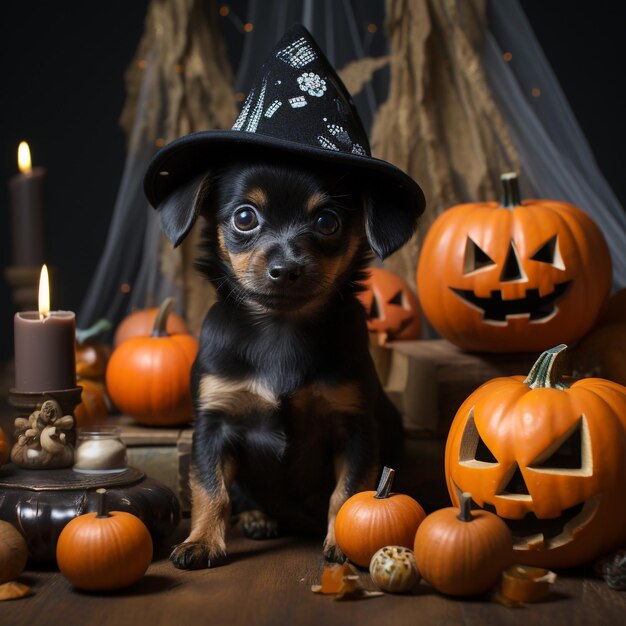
[383,339,538,437]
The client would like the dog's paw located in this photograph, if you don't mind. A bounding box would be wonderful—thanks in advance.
[323,539,347,564]
[170,542,228,570]
[237,510,280,540]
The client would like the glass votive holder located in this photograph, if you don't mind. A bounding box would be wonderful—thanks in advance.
[73,426,127,474]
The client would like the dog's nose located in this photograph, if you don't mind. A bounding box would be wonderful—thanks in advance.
[268,262,302,285]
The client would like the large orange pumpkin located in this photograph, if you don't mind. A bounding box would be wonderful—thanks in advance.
[417,173,611,352]
[106,298,198,426]
[445,344,626,568]
[357,267,421,345]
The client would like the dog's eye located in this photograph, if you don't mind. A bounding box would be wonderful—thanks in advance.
[233,206,259,232]
[315,210,340,236]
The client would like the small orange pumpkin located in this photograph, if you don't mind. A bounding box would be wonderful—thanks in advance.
[56,489,153,591]
[414,492,513,596]
[334,467,426,567]
[445,344,626,568]
[357,267,421,345]
[74,379,109,427]
[75,319,113,380]
[417,173,611,352]
[113,302,189,347]
[106,298,198,426]
[0,427,9,466]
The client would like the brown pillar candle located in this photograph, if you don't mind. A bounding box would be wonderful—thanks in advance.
[9,142,46,267]
[14,311,77,392]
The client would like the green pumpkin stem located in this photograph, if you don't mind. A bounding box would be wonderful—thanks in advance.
[75,318,113,345]
[96,488,110,518]
[152,297,175,338]
[374,466,395,499]
[457,492,474,523]
[500,172,522,209]
[524,344,569,390]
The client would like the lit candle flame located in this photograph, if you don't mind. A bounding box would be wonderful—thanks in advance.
[39,264,50,319]
[18,141,32,175]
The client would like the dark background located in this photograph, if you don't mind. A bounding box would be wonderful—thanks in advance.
[1,1,624,362]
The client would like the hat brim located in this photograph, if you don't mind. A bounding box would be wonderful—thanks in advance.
[144,130,426,217]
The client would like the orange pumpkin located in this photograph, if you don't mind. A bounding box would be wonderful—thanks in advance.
[106,298,198,426]
[597,288,626,327]
[0,427,9,466]
[357,267,421,345]
[76,319,112,380]
[445,344,626,568]
[113,302,189,347]
[74,379,109,427]
[335,467,426,567]
[414,492,512,596]
[56,489,153,591]
[417,173,612,352]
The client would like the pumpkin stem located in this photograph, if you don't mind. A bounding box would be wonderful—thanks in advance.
[96,488,110,518]
[500,172,522,209]
[524,344,569,390]
[75,318,113,345]
[457,492,474,523]
[374,466,395,499]
[152,297,175,337]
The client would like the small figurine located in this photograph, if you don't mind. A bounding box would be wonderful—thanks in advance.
[11,399,75,469]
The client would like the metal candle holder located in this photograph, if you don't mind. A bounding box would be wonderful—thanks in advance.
[8,386,83,470]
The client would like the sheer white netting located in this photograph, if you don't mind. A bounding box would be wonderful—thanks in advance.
[484,0,626,289]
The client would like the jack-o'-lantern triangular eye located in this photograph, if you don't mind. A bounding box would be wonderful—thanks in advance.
[463,237,496,274]
[459,410,498,465]
[530,417,586,470]
[388,290,404,307]
[530,235,565,270]
[369,297,381,319]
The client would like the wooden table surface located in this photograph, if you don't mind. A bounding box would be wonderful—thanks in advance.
[3,518,625,626]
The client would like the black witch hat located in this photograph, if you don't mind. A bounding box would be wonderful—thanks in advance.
[144,25,425,257]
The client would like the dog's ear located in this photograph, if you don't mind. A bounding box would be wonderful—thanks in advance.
[364,189,420,260]
[156,172,211,247]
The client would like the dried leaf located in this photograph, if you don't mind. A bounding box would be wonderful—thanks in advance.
[0,581,32,601]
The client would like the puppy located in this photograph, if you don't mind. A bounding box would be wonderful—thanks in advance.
[158,155,416,569]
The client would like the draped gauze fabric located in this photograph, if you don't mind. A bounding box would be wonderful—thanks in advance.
[370,0,520,287]
[371,0,626,290]
[79,0,626,331]
[485,0,626,289]
[78,0,237,332]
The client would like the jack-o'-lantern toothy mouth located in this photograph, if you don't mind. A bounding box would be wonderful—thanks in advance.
[470,494,600,551]
[450,280,572,323]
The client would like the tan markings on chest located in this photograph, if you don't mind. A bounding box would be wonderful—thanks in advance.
[198,374,279,415]
[290,382,364,416]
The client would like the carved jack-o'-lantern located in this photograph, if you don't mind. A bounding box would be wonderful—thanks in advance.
[417,173,612,352]
[445,345,626,568]
[358,267,421,345]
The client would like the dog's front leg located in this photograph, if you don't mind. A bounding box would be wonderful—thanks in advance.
[170,425,236,569]
[323,421,379,563]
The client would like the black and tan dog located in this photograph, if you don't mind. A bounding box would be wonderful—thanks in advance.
[144,24,424,569]
[156,156,418,569]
